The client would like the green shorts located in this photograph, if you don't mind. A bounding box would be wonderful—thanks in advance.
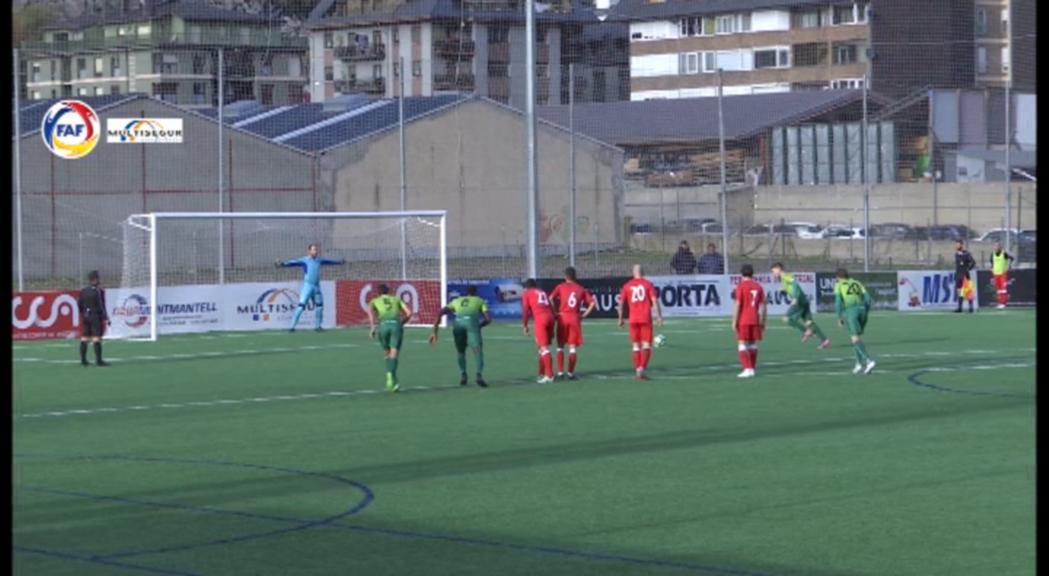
[453,325,482,352]
[842,307,868,336]
[787,301,813,323]
[377,322,404,351]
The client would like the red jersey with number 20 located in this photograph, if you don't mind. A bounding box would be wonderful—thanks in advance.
[735,279,765,326]
[550,282,594,321]
[620,278,657,325]
[522,288,556,327]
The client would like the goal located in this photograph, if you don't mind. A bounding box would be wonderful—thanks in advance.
[117,211,447,341]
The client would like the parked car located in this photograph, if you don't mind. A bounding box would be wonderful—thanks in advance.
[820,224,861,239]
[977,228,1021,242]
[1020,229,1036,242]
[630,223,653,235]
[868,223,918,239]
[743,223,795,236]
[700,222,724,234]
[784,222,824,239]
[926,225,977,241]
[678,218,717,232]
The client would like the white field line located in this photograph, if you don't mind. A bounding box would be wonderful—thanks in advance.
[13,350,1035,421]
[14,343,359,365]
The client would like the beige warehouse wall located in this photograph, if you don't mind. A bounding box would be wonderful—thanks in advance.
[322,99,624,255]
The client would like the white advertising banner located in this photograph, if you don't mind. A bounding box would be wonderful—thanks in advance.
[648,275,732,317]
[106,285,223,339]
[222,281,337,331]
[896,270,977,311]
[728,272,818,315]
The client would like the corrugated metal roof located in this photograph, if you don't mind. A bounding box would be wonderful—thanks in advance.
[537,90,880,145]
[609,0,826,22]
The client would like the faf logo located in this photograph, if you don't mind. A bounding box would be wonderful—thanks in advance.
[107,118,184,143]
[41,100,101,159]
[112,294,151,328]
[238,288,311,322]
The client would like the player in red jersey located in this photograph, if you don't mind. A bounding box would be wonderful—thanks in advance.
[732,263,767,379]
[549,266,597,380]
[617,264,663,380]
[522,278,558,383]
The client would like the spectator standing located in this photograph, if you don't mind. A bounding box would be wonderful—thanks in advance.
[697,243,725,274]
[670,241,697,275]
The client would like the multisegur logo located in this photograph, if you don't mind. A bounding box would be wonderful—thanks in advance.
[107,118,184,143]
[41,100,101,159]
[237,288,312,322]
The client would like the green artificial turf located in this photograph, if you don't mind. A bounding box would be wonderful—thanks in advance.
[13,310,1036,576]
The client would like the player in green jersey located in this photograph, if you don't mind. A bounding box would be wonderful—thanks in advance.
[771,263,830,350]
[834,268,876,375]
[367,284,413,392]
[429,284,492,388]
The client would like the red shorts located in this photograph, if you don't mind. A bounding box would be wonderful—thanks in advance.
[736,324,763,342]
[994,274,1008,291]
[533,317,555,347]
[628,322,653,343]
[556,318,584,347]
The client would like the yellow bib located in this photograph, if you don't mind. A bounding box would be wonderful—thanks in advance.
[992,252,1009,275]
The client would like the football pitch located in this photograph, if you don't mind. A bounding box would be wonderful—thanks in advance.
[13,310,1035,576]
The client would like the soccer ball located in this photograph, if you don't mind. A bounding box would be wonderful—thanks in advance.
[653,334,666,348]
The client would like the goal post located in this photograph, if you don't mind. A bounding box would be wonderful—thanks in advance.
[118,211,448,341]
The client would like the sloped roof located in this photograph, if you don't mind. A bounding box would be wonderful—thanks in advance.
[536,90,885,146]
[15,94,140,137]
[308,0,598,27]
[609,0,826,22]
[44,0,275,31]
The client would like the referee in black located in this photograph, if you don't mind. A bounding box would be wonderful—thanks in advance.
[78,270,110,366]
[953,240,976,314]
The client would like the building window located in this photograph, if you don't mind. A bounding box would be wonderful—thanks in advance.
[393,61,400,77]
[193,82,207,104]
[111,56,121,76]
[830,78,864,89]
[1001,8,1009,35]
[832,43,858,65]
[373,63,383,79]
[76,58,86,79]
[324,65,334,81]
[392,27,399,43]
[31,63,40,83]
[536,64,549,78]
[1001,46,1010,73]
[754,47,790,69]
[118,26,129,36]
[798,10,821,28]
[78,87,88,96]
[976,9,987,35]
[32,91,41,100]
[489,25,509,44]
[412,60,422,77]
[324,32,333,48]
[678,52,700,74]
[793,43,827,67]
[832,3,867,25]
[94,57,104,77]
[138,24,151,36]
[976,47,987,74]
[95,86,104,96]
[411,25,421,44]
[261,84,274,105]
[488,62,509,78]
[111,85,120,95]
[192,53,208,74]
[373,30,382,47]
[154,53,178,74]
[702,51,716,73]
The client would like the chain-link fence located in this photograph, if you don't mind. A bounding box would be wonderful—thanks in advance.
[12,0,1036,290]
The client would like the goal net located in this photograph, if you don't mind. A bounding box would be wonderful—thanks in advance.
[117,211,447,341]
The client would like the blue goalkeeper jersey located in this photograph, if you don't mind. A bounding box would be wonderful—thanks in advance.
[280,256,344,285]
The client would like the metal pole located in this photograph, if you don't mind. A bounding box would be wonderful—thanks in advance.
[1004,81,1012,256]
[717,69,729,274]
[862,65,870,272]
[13,48,24,291]
[569,62,576,267]
[399,56,408,279]
[928,89,938,226]
[217,48,225,285]
[525,0,539,279]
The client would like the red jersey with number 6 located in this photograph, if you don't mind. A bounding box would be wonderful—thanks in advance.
[620,278,657,325]
[735,279,765,326]
[550,282,594,321]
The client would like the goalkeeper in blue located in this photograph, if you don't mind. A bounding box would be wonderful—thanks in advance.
[275,243,346,332]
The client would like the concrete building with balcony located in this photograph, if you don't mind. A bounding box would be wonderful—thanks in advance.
[973,0,1035,91]
[613,0,976,101]
[305,0,630,107]
[21,0,308,106]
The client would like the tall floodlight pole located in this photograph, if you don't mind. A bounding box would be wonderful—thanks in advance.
[569,62,576,267]
[717,69,729,274]
[862,59,871,272]
[14,48,24,291]
[218,47,225,284]
[399,56,408,279]
[1004,20,1013,256]
[525,0,539,279]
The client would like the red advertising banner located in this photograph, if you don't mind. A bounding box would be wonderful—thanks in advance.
[335,280,442,326]
[12,291,81,340]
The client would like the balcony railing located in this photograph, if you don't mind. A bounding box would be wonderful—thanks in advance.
[434,39,475,56]
[335,44,386,61]
[20,31,306,54]
[433,73,475,91]
[345,77,385,93]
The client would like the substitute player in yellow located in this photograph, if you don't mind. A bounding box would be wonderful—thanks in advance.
[834,268,876,375]
[367,284,413,392]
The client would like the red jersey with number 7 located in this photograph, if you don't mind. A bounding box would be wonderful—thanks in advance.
[620,278,657,325]
[735,279,765,326]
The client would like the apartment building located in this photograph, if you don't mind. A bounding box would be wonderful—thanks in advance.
[21,0,308,106]
[973,0,1035,90]
[306,0,629,107]
[615,0,976,101]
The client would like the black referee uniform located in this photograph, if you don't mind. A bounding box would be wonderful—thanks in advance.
[78,271,110,366]
[954,243,976,313]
